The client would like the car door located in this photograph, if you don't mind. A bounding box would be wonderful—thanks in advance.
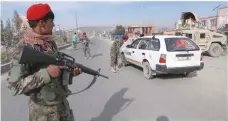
[124,38,141,64]
[136,38,161,69]
[133,38,148,67]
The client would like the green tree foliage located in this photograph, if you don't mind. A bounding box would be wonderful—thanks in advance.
[113,25,125,35]
[4,18,13,47]
[1,20,5,45]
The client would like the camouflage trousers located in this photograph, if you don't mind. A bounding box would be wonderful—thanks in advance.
[110,51,121,67]
[83,44,91,57]
[29,99,75,121]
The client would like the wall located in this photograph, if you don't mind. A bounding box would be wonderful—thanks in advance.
[200,6,228,30]
[200,16,217,30]
[218,6,228,29]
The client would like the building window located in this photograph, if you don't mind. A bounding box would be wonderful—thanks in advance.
[186,34,192,39]
[201,20,207,26]
[210,19,217,26]
[200,33,206,39]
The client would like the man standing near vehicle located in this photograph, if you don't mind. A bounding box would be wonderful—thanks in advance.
[7,3,82,121]
[81,32,92,60]
[72,32,77,49]
[110,35,125,73]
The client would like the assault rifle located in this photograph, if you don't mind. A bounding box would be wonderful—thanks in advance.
[18,45,109,93]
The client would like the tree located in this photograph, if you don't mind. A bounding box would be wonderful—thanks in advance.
[113,25,125,35]
[12,10,22,33]
[4,18,13,47]
[12,10,22,44]
[2,19,13,61]
[1,20,4,45]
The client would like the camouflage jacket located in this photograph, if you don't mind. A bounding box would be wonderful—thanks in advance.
[110,40,124,54]
[8,30,70,105]
[81,36,90,45]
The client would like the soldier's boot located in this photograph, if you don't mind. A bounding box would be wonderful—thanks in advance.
[111,67,117,73]
[88,56,93,59]
[116,65,122,71]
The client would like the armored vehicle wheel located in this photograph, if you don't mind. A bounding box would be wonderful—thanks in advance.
[143,61,154,79]
[208,43,223,57]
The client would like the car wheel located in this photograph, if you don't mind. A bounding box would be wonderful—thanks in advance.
[143,61,154,79]
[121,53,129,67]
[208,43,223,57]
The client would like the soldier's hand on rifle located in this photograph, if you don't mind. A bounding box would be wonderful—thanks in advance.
[72,67,82,76]
[47,65,67,78]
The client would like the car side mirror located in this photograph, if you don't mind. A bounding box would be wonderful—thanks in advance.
[126,45,132,48]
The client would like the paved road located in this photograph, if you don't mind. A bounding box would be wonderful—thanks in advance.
[1,37,227,121]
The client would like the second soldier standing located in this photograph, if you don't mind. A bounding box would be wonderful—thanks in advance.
[110,36,125,73]
[81,32,92,60]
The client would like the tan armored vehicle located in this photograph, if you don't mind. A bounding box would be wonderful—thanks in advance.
[175,12,227,57]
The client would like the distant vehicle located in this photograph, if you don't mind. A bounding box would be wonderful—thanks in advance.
[120,35,204,79]
[174,12,227,57]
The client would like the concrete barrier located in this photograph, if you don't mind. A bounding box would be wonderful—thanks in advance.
[1,43,72,74]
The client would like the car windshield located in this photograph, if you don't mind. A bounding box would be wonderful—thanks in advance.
[164,37,200,51]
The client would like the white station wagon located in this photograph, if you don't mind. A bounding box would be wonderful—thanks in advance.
[120,35,204,79]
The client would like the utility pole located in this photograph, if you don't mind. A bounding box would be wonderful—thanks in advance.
[213,4,221,30]
[76,12,78,33]
[140,5,143,34]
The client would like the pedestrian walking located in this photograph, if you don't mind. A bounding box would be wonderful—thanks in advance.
[72,32,77,49]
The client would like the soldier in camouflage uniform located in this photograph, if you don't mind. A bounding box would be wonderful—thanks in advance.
[81,32,92,60]
[110,36,124,73]
[7,3,82,121]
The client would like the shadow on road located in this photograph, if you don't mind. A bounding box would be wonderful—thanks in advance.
[126,64,197,79]
[92,53,103,58]
[156,115,169,121]
[72,48,83,51]
[90,88,134,121]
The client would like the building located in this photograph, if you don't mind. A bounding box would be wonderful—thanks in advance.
[200,6,228,31]
[127,24,157,37]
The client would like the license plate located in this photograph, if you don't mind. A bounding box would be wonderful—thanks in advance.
[177,57,191,61]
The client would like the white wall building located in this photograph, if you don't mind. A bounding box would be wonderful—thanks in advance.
[200,6,228,31]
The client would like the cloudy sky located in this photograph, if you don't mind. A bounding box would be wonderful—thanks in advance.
[1,1,227,29]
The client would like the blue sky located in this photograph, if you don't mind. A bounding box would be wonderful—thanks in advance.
[1,1,227,29]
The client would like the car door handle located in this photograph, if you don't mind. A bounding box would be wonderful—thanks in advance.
[142,53,145,55]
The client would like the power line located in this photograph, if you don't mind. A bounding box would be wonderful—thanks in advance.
[213,4,222,30]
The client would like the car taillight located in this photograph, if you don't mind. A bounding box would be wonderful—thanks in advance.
[159,54,166,63]
[200,55,203,61]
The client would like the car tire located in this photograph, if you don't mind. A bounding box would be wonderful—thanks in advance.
[208,43,223,57]
[143,61,154,79]
[121,53,129,67]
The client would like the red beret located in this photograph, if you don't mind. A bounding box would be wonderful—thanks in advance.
[27,3,51,20]
[123,35,129,40]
